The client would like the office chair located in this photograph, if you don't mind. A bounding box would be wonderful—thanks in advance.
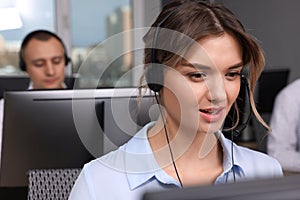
[27,168,81,200]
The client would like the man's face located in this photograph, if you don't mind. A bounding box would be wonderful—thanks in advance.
[23,37,66,89]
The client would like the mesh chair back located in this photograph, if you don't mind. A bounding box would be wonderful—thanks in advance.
[27,168,81,200]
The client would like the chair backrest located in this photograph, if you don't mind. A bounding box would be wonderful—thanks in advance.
[27,168,81,200]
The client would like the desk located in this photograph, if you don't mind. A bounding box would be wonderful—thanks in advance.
[284,171,300,176]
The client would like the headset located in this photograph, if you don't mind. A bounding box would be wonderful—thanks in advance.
[19,30,70,71]
[145,10,176,93]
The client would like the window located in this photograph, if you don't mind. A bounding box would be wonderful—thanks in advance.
[0,0,162,88]
[70,0,132,88]
[0,0,55,75]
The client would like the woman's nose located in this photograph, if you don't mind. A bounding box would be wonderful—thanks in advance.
[206,78,227,103]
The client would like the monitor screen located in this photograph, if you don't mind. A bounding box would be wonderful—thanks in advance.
[142,175,300,200]
[0,76,29,99]
[0,76,77,99]
[0,88,157,187]
[256,69,290,113]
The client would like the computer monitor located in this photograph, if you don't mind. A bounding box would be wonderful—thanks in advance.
[0,88,157,187]
[256,68,290,113]
[142,175,300,200]
[0,76,29,99]
[0,76,78,98]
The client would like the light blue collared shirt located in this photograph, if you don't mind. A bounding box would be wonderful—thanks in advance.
[69,122,283,200]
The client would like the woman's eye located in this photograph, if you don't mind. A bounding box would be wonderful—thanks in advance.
[225,72,241,80]
[188,72,206,81]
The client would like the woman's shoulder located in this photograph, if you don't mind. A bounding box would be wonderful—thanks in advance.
[84,148,126,172]
[234,144,274,160]
[77,149,128,188]
[221,135,278,165]
[72,149,140,199]
[233,143,283,176]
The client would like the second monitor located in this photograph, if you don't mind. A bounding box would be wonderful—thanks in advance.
[1,88,157,187]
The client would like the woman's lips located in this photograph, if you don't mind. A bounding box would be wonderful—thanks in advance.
[199,107,225,122]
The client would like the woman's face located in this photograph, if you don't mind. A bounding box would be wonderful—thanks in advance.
[162,32,243,135]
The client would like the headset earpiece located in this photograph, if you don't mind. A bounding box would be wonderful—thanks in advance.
[145,11,176,93]
[19,51,26,71]
[64,55,70,66]
[145,63,164,93]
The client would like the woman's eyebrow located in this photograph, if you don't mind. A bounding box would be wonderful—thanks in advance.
[180,61,244,70]
[228,62,244,69]
[180,62,211,70]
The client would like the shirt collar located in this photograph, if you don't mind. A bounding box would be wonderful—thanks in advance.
[125,126,245,189]
[217,131,245,176]
[125,122,182,190]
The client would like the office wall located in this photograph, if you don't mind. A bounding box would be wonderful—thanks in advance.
[219,0,300,83]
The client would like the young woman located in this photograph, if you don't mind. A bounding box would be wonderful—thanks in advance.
[69,1,282,199]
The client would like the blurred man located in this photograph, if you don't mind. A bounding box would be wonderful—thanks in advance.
[19,29,70,89]
[0,29,70,161]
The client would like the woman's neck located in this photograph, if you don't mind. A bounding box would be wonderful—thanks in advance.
[148,118,223,169]
[148,121,224,186]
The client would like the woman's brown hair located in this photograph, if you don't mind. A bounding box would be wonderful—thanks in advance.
[140,0,269,131]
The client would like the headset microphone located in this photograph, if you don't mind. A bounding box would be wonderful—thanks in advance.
[232,115,251,137]
[234,75,252,136]
[224,74,252,183]
[223,74,252,137]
